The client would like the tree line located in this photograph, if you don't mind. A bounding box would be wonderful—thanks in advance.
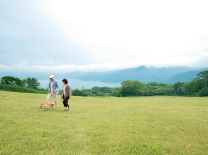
[72,70,208,97]
[0,76,47,94]
[0,70,208,96]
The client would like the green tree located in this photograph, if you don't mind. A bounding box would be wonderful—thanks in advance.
[72,89,82,96]
[81,89,91,96]
[187,79,204,95]
[1,76,23,86]
[183,70,208,96]
[100,87,112,93]
[147,82,158,86]
[91,86,101,95]
[112,87,122,97]
[197,70,208,86]
[22,77,40,89]
[198,87,208,96]
[121,80,144,96]
[174,82,186,95]
[142,82,174,96]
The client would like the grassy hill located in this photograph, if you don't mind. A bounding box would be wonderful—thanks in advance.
[0,91,207,154]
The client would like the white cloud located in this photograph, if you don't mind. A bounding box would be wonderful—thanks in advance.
[1,0,208,73]
[38,0,208,64]
[1,52,208,73]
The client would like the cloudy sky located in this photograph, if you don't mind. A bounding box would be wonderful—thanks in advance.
[1,0,208,73]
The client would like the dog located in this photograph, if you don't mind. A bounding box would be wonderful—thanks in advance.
[39,103,54,111]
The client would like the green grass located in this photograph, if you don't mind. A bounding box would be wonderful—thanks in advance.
[0,91,207,155]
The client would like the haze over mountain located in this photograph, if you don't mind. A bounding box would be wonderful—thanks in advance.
[64,66,205,83]
[1,66,207,89]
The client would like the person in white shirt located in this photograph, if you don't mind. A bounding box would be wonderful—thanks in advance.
[46,75,59,108]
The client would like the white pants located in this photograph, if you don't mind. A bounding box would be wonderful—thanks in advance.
[46,93,58,107]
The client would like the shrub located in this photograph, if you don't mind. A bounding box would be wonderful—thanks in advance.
[0,84,47,94]
[198,87,208,96]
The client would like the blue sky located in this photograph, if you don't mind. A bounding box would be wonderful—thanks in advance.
[1,0,208,73]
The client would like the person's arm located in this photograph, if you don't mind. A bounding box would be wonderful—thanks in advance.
[61,85,64,99]
[69,85,72,98]
[48,81,51,92]
[54,80,59,93]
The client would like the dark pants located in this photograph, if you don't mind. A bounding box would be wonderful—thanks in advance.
[63,95,69,107]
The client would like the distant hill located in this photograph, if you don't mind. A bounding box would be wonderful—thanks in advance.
[64,66,208,83]
[0,66,208,85]
[165,70,203,83]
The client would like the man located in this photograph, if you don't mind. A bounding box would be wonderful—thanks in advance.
[46,75,59,108]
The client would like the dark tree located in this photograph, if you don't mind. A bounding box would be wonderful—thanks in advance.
[121,80,144,96]
[72,89,82,96]
[22,77,40,89]
[1,76,23,86]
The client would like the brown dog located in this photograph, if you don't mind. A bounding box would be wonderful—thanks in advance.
[39,103,54,111]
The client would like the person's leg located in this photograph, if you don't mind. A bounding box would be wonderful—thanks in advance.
[53,94,58,108]
[63,97,67,107]
[66,97,69,111]
[66,97,69,110]
[63,97,69,111]
[46,93,52,104]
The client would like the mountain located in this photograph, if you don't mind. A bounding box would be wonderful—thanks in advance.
[166,70,205,83]
[64,66,208,83]
[0,66,208,86]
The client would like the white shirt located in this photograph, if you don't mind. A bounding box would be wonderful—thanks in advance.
[63,85,65,95]
[51,81,53,92]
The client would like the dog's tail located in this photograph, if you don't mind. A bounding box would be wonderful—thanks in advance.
[51,102,54,104]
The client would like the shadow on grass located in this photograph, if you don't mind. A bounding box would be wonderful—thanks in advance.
[37,108,71,113]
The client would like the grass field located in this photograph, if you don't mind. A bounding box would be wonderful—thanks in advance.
[0,91,207,155]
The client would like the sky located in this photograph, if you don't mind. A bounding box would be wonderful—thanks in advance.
[1,0,208,73]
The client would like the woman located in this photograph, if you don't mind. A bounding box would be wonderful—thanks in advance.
[61,78,72,111]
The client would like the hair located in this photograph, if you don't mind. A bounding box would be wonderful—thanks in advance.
[62,78,68,84]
